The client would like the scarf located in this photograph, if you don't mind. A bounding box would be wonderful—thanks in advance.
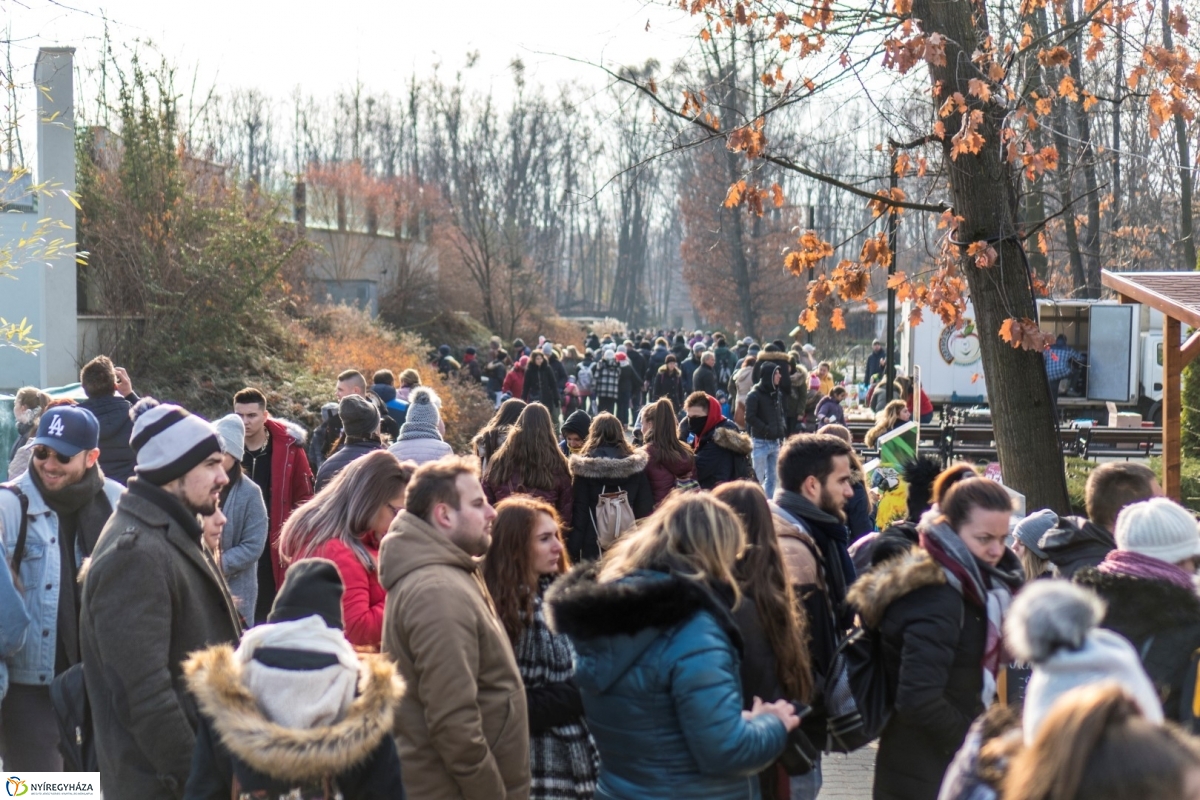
[1097,549,1197,592]
[33,463,111,670]
[920,520,1024,705]
[773,488,855,614]
[516,575,599,798]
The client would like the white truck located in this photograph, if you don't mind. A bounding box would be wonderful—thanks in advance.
[891,299,1167,424]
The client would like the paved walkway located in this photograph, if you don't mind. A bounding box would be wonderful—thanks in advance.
[820,743,877,798]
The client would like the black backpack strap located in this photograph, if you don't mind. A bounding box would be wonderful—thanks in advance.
[1,482,29,578]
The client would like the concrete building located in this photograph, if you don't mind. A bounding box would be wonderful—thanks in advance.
[0,47,77,391]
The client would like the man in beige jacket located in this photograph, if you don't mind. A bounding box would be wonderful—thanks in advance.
[380,456,531,800]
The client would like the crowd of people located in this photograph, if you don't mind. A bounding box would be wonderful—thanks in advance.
[0,333,1198,800]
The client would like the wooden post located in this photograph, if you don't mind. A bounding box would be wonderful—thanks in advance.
[1165,315,1182,499]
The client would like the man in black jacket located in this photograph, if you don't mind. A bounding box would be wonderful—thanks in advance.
[77,355,138,485]
[745,362,788,498]
[692,351,719,399]
[769,434,856,793]
[1039,461,1161,577]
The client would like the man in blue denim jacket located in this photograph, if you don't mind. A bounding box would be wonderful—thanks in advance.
[0,405,123,770]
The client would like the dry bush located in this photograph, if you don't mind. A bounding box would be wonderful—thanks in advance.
[290,305,493,452]
[513,314,588,352]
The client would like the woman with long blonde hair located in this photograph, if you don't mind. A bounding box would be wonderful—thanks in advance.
[864,399,912,448]
[547,493,798,799]
[278,450,415,650]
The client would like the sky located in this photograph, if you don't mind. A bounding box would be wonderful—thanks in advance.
[4,0,699,167]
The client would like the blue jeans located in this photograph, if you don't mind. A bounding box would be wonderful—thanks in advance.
[790,758,823,799]
[752,438,782,498]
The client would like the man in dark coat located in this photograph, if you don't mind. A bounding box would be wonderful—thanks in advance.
[769,434,859,794]
[81,399,241,799]
[680,344,704,394]
[745,362,788,499]
[1039,461,1161,577]
[865,339,887,384]
[692,351,719,399]
[314,395,383,492]
[76,355,138,485]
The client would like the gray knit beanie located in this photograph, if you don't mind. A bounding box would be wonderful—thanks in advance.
[1013,509,1057,560]
[130,398,222,486]
[398,387,442,441]
[339,394,380,439]
[214,414,246,461]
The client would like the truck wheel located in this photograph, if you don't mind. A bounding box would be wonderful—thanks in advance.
[1149,401,1162,427]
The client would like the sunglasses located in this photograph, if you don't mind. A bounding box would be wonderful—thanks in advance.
[32,446,74,464]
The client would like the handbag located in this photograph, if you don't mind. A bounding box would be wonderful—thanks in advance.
[592,486,636,550]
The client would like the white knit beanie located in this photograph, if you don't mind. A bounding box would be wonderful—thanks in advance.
[1005,580,1163,744]
[1115,497,1200,565]
[214,414,246,461]
[130,398,222,486]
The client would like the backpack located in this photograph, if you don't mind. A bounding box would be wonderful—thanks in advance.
[1,483,29,590]
[50,663,98,772]
[822,624,895,753]
[576,364,594,396]
[592,487,636,550]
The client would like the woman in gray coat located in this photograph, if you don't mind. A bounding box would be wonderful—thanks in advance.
[215,415,269,624]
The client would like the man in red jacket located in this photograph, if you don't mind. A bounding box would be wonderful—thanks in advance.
[233,387,314,624]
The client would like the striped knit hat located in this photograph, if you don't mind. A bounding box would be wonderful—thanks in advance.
[129,398,222,486]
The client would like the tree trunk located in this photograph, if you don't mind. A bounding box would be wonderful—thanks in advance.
[913,0,1071,513]
[1051,102,1087,294]
[1161,0,1197,270]
[1065,0,1102,297]
[1112,14,1124,227]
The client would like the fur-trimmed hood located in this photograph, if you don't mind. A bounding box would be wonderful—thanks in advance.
[570,447,649,480]
[546,565,740,692]
[266,417,309,448]
[847,547,947,628]
[1075,566,1200,638]
[711,425,753,455]
[184,645,404,782]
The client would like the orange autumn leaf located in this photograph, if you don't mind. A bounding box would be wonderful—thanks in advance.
[968,78,992,102]
[771,182,785,207]
[1037,46,1071,67]
[830,307,847,331]
[799,308,819,332]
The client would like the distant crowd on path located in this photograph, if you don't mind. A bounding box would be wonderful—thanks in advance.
[2,334,1200,800]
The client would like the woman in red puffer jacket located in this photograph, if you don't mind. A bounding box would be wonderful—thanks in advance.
[279,450,415,651]
[640,398,697,504]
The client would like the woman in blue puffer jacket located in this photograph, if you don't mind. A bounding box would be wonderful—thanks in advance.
[547,492,798,800]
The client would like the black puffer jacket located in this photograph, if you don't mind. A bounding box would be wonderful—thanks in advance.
[78,393,137,484]
[568,447,654,561]
[1075,566,1200,722]
[523,360,561,411]
[745,363,788,441]
[1039,516,1115,578]
[847,549,987,800]
[681,399,754,490]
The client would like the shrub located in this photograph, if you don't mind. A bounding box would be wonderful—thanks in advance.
[292,305,493,452]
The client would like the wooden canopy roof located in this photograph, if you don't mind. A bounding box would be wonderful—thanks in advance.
[1103,271,1200,329]
[1102,270,1198,500]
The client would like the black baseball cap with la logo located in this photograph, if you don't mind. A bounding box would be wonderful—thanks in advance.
[31,406,100,457]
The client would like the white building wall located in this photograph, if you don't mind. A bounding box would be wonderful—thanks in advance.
[0,47,77,391]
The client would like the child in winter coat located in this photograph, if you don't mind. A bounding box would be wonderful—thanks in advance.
[183,559,405,799]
